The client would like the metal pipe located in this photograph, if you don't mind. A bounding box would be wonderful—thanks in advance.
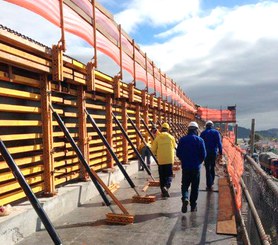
[0,140,62,245]
[112,112,155,180]
[245,155,278,196]
[240,178,271,245]
[140,117,155,140]
[85,109,136,190]
[127,115,159,166]
[49,104,112,210]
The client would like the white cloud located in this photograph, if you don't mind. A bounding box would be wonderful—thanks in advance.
[0,0,277,130]
[114,0,200,33]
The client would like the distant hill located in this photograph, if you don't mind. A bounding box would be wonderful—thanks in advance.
[237,127,278,139]
[257,128,278,139]
[237,126,250,139]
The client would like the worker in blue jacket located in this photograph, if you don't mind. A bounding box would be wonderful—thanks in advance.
[176,121,206,213]
[200,120,223,191]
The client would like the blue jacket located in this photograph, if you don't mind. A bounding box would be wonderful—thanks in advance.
[176,132,207,170]
[200,127,222,155]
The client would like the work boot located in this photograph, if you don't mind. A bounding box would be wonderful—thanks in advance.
[181,199,189,213]
[161,187,170,198]
[191,204,197,212]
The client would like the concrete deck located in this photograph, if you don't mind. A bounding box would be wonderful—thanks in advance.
[13,161,242,245]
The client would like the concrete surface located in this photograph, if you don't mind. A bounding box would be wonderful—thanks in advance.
[14,162,242,245]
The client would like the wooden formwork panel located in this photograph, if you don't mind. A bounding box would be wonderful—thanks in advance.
[0,30,194,206]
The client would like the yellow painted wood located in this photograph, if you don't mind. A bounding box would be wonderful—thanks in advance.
[0,43,51,66]
[0,133,42,141]
[0,120,41,126]
[54,172,79,186]
[0,87,40,101]
[0,175,43,193]
[0,72,41,90]
[4,144,42,154]
[0,103,40,113]
[0,185,44,206]
[0,50,50,73]
[0,155,43,171]
[0,165,43,182]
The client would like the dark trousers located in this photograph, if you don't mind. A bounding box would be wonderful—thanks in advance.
[204,154,216,188]
[181,169,200,207]
[139,146,151,170]
[158,164,173,191]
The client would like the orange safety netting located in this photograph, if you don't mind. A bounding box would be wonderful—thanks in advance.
[4,0,196,112]
[197,107,236,122]
[223,136,244,210]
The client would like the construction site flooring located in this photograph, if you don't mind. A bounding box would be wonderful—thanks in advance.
[18,165,241,245]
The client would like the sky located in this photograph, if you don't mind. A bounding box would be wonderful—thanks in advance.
[0,0,277,130]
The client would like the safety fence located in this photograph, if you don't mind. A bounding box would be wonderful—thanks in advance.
[4,0,196,112]
[242,156,278,245]
[197,106,236,123]
[0,25,196,206]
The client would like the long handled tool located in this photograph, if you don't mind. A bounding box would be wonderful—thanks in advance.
[0,140,62,245]
[140,117,155,140]
[127,114,159,167]
[112,113,159,186]
[85,109,155,203]
[49,104,133,224]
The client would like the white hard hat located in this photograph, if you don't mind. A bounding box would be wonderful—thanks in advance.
[188,121,199,129]
[206,120,214,126]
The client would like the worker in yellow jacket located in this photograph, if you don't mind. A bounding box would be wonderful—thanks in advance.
[151,122,176,198]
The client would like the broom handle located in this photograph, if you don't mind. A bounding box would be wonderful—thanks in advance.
[127,115,159,166]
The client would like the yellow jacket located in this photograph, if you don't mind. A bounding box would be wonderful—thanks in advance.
[151,132,176,165]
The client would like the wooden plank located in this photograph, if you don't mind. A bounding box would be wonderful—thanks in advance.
[0,133,42,141]
[0,43,51,66]
[0,120,41,126]
[0,103,40,113]
[217,177,237,235]
[0,71,41,88]
[0,87,40,101]
[0,50,50,73]
[0,185,44,206]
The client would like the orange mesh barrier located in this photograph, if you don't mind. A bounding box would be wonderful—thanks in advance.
[5,0,196,112]
[223,136,244,210]
[197,107,236,122]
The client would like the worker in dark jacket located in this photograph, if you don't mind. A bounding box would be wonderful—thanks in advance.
[176,121,206,213]
[200,120,223,191]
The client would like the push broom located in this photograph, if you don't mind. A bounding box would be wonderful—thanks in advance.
[85,109,155,203]
[50,104,133,225]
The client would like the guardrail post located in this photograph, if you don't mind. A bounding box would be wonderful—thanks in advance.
[40,75,56,196]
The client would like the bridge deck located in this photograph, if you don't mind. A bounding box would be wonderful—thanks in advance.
[18,165,242,245]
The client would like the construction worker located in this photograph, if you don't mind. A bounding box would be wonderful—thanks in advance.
[151,122,176,198]
[200,120,223,191]
[138,133,151,171]
[176,121,206,213]
[150,125,160,141]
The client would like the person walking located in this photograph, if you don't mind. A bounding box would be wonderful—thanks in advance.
[151,122,176,198]
[176,121,206,213]
[200,120,223,191]
[138,133,151,171]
